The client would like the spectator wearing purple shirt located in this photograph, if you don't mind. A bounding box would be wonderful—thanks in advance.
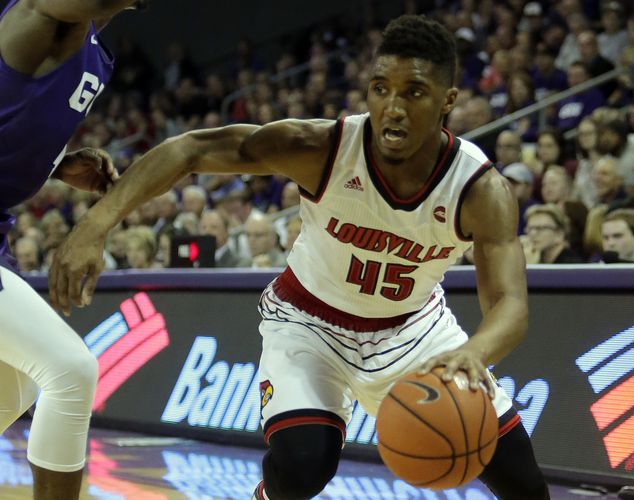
[556,61,605,131]
[531,44,568,101]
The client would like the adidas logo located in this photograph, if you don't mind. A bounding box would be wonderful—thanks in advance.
[344,176,364,191]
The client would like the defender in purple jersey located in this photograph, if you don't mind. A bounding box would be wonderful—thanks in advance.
[0,1,149,499]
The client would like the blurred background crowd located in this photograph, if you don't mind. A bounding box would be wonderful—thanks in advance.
[7,0,634,272]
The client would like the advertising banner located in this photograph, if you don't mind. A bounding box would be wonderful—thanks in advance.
[32,273,634,483]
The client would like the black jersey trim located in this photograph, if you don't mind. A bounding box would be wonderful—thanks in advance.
[363,120,461,211]
[454,162,495,242]
[299,117,344,203]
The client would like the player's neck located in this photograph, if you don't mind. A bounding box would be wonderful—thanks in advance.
[371,129,447,199]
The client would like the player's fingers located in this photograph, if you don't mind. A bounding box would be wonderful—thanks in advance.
[98,150,117,182]
[467,365,481,391]
[68,266,85,310]
[56,269,71,316]
[84,148,101,169]
[81,261,103,307]
[418,356,445,375]
[441,358,461,382]
[106,161,119,181]
[418,360,433,375]
[484,373,497,399]
[95,157,113,194]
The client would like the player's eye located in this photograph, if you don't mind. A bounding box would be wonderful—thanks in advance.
[373,83,386,95]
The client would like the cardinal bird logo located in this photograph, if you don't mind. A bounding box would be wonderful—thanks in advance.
[260,380,274,409]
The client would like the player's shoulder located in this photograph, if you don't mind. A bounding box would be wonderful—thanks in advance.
[454,135,491,167]
[270,117,336,132]
[460,166,518,241]
[340,112,369,126]
[461,163,514,225]
[270,118,338,149]
[455,137,512,206]
[244,118,339,161]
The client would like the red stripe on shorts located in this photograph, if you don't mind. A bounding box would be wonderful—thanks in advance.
[498,413,522,437]
[264,415,347,445]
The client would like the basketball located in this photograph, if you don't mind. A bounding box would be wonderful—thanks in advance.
[376,368,498,490]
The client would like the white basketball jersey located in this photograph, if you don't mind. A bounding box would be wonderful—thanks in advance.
[286,113,493,318]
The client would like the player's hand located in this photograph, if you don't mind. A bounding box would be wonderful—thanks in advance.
[54,148,118,194]
[48,222,107,316]
[418,348,496,398]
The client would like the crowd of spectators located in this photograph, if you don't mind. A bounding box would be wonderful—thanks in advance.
[8,0,634,272]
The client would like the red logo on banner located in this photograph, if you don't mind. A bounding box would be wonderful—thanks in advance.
[84,293,170,410]
[576,327,634,471]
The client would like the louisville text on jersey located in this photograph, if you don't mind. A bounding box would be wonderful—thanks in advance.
[325,217,455,264]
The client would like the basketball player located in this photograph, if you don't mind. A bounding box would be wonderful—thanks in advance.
[0,1,149,498]
[50,15,549,499]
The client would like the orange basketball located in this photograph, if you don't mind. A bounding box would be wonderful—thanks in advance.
[376,368,498,490]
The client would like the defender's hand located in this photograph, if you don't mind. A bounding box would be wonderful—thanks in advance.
[419,348,496,398]
[55,148,118,194]
[48,225,107,316]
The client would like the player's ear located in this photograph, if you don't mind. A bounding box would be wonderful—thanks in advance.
[442,87,459,115]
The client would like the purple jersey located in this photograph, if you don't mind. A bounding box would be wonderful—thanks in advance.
[555,89,605,132]
[0,0,114,271]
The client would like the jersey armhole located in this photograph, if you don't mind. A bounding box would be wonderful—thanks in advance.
[299,117,344,203]
[454,161,494,242]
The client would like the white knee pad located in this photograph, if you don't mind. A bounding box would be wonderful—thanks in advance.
[43,349,99,398]
[0,265,98,472]
[28,346,98,472]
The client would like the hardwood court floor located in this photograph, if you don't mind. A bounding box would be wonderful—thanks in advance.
[0,421,623,499]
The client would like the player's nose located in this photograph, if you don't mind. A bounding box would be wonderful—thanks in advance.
[384,95,406,120]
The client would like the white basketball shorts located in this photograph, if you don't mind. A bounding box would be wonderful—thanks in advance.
[257,283,515,443]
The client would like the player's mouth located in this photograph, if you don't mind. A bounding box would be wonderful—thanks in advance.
[380,126,408,150]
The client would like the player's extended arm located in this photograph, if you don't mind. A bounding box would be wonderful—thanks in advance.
[48,119,333,314]
[420,169,527,396]
[78,120,331,234]
[461,170,528,364]
[0,0,138,74]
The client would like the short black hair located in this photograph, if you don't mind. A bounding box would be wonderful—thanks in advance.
[376,15,456,86]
